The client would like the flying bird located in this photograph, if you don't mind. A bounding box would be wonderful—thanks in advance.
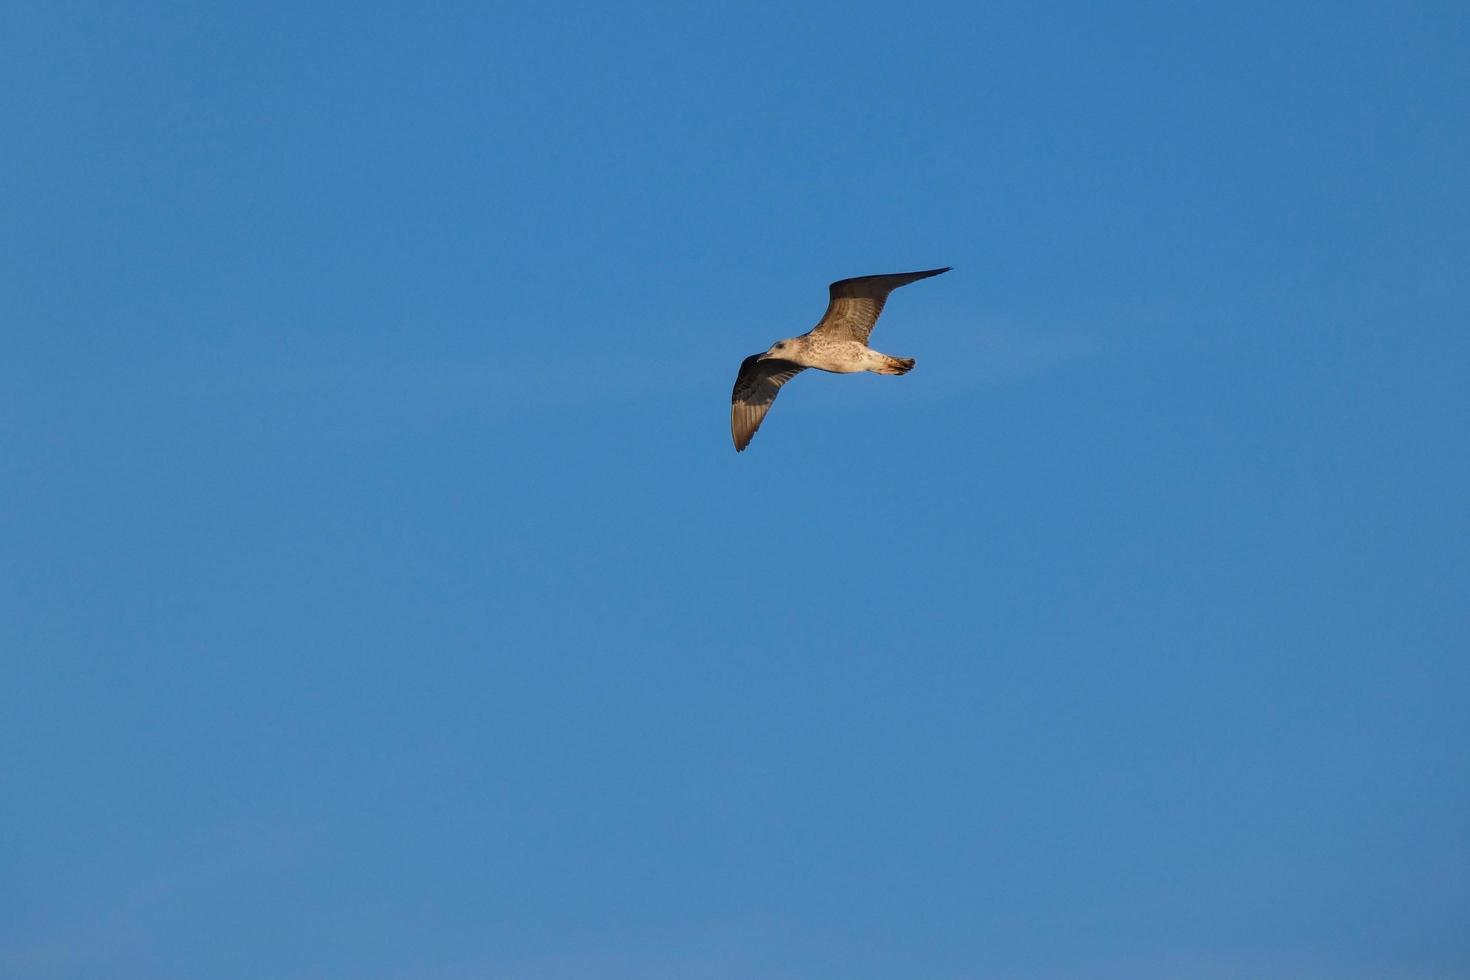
[730,266,951,451]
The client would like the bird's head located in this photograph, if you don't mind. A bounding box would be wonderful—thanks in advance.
[760,339,796,361]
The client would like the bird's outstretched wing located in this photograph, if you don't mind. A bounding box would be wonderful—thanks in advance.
[731,355,806,452]
[810,267,951,344]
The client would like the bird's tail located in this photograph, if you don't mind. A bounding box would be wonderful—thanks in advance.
[874,356,915,375]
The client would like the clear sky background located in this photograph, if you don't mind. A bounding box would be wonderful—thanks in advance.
[4,3,1468,978]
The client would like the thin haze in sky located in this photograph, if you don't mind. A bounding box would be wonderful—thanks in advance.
[3,3,1468,978]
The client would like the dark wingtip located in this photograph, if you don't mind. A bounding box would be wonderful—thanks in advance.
[901,266,952,283]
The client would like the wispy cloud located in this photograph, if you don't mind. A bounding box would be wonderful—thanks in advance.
[929,318,1102,387]
[374,913,807,980]
[0,814,320,978]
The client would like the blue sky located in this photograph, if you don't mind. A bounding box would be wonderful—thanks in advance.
[3,2,1468,977]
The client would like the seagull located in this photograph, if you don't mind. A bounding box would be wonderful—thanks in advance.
[730,266,951,451]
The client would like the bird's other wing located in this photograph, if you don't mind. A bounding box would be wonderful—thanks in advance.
[810,266,951,344]
[731,355,807,452]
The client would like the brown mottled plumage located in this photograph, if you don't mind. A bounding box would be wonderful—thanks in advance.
[730,267,950,452]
